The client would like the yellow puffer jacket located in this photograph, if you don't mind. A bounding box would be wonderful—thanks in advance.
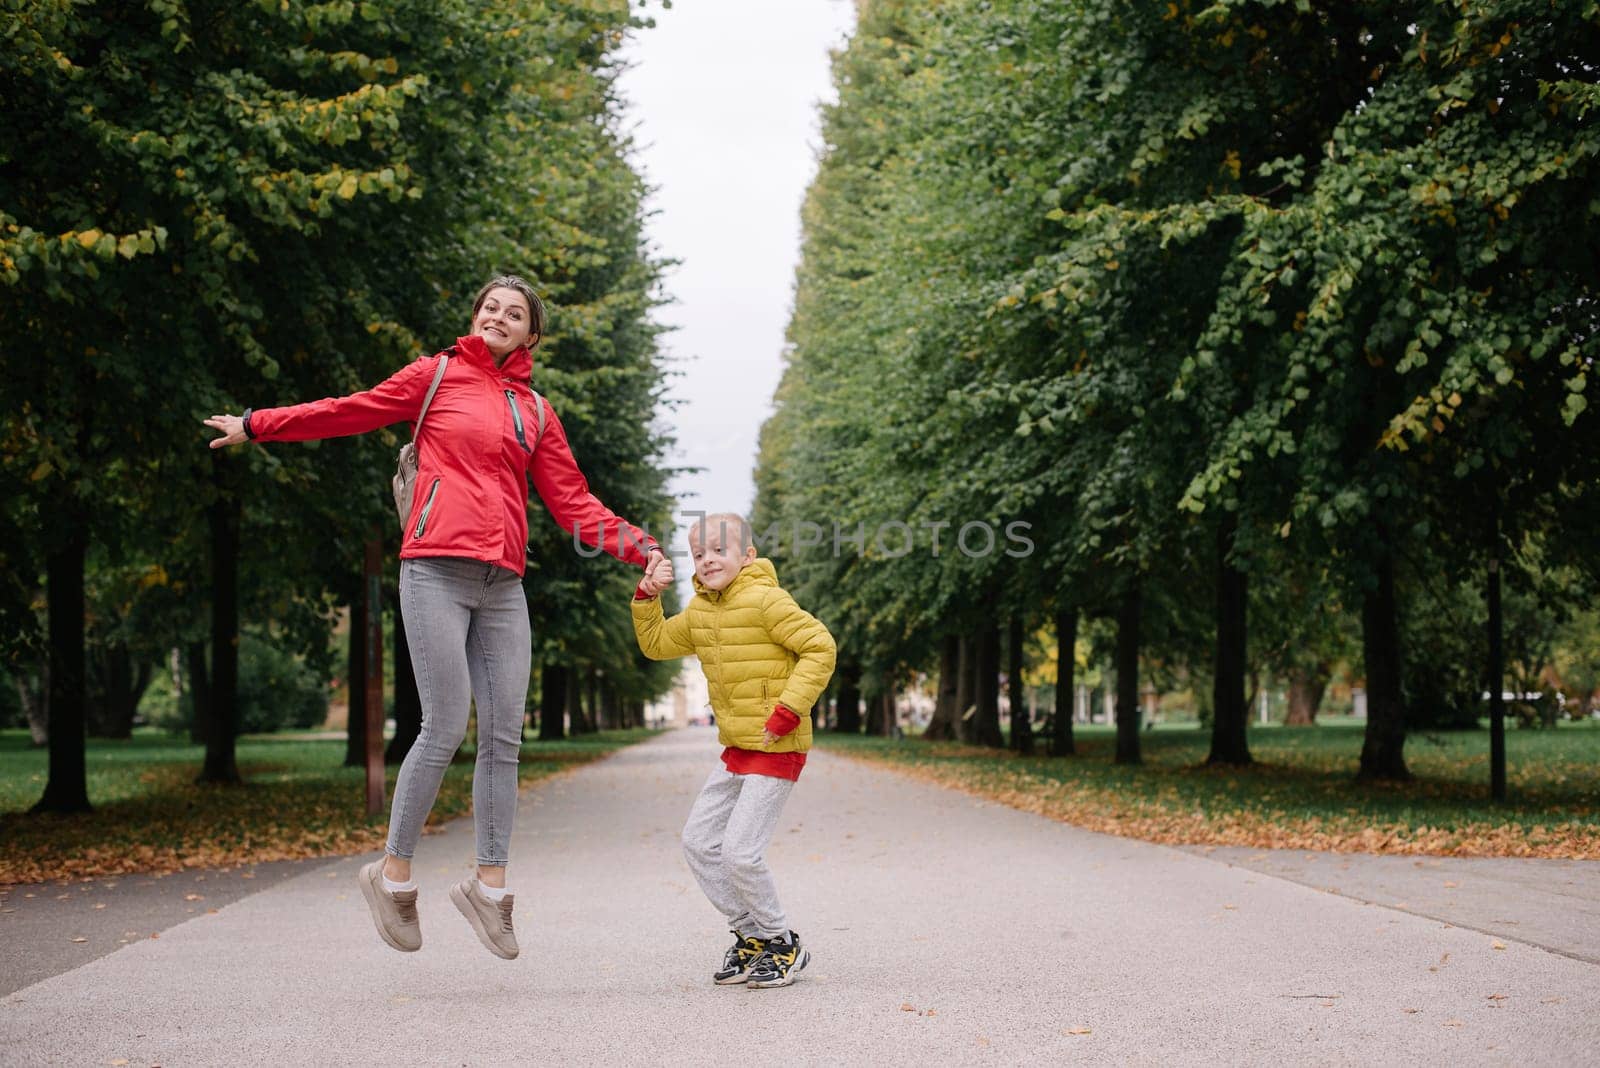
[632,558,836,753]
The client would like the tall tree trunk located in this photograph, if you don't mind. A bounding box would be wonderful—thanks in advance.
[1009,616,1034,755]
[1487,502,1506,802]
[344,595,368,767]
[199,478,241,784]
[386,595,422,764]
[587,667,603,732]
[92,644,152,740]
[568,667,591,734]
[33,524,91,813]
[1051,607,1077,756]
[1115,586,1142,766]
[18,664,49,747]
[1358,547,1410,781]
[1284,664,1329,726]
[955,636,977,743]
[923,635,961,741]
[835,661,862,733]
[187,642,210,745]
[972,625,1004,748]
[539,663,567,740]
[602,682,621,733]
[880,691,896,737]
[864,687,883,735]
[1208,518,1252,765]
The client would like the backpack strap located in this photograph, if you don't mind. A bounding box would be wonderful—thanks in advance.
[414,349,452,441]
[528,389,548,447]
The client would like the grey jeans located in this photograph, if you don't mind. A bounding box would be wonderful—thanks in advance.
[681,766,797,941]
[386,557,531,867]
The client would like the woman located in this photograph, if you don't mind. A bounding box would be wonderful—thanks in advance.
[204,275,671,960]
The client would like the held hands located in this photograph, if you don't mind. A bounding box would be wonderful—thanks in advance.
[203,414,247,449]
[638,550,675,598]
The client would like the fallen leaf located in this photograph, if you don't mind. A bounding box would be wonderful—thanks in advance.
[1065,1027,1092,1035]
[901,1003,915,1012]
[1442,1020,1464,1028]
[93,903,107,910]
[1223,904,1238,911]
[1491,942,1506,951]
[149,932,159,940]
[183,894,203,901]
[1443,881,1458,888]
[1403,1008,1420,1014]
[1486,994,1507,1001]
[111,1060,129,1066]
[925,1009,937,1017]
[71,937,87,943]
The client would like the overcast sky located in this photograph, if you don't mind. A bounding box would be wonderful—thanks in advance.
[616,0,858,564]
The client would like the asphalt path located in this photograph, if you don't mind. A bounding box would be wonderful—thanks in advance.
[3,728,1596,1065]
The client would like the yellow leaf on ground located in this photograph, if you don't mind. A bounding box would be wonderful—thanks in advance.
[1065,1027,1092,1035]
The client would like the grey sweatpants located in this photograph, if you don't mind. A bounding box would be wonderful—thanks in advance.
[386,557,531,868]
[681,766,797,941]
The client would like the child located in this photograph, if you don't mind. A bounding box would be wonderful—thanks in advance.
[633,513,836,988]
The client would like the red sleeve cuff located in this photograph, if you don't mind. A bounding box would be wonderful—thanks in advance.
[634,584,656,600]
[765,704,801,736]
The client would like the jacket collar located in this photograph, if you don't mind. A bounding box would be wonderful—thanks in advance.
[454,334,533,381]
[693,558,779,603]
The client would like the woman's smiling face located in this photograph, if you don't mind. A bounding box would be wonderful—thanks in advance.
[472,286,535,357]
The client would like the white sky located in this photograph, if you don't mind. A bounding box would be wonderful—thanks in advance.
[617,0,858,566]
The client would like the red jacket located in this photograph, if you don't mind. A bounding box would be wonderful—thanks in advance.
[246,335,659,576]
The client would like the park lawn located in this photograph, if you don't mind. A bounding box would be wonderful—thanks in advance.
[0,729,652,885]
[819,718,1600,860]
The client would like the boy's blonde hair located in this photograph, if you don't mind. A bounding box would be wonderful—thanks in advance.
[689,513,753,554]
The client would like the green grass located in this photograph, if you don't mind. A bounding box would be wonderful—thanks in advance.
[819,719,1600,857]
[0,727,653,884]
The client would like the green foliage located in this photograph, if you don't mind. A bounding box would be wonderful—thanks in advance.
[1,1,677,708]
[756,0,1600,741]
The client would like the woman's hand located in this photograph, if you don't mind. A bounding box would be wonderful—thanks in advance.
[203,414,247,449]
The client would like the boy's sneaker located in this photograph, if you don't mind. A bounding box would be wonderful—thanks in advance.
[713,931,767,985]
[746,931,810,988]
[449,879,519,960]
[357,860,421,952]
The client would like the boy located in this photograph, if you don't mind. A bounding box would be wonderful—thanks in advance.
[633,513,836,988]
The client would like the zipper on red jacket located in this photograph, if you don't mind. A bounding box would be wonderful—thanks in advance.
[413,478,441,539]
[504,390,529,452]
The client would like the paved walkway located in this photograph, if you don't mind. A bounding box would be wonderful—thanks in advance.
[3,728,1596,1065]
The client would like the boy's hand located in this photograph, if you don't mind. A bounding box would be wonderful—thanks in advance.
[637,551,674,597]
[761,729,779,747]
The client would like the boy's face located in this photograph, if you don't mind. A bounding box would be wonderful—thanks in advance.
[690,521,756,591]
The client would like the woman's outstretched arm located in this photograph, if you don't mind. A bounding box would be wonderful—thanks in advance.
[204,355,440,448]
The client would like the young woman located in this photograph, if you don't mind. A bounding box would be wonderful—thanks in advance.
[204,275,672,959]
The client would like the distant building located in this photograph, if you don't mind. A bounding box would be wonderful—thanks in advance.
[645,657,710,728]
